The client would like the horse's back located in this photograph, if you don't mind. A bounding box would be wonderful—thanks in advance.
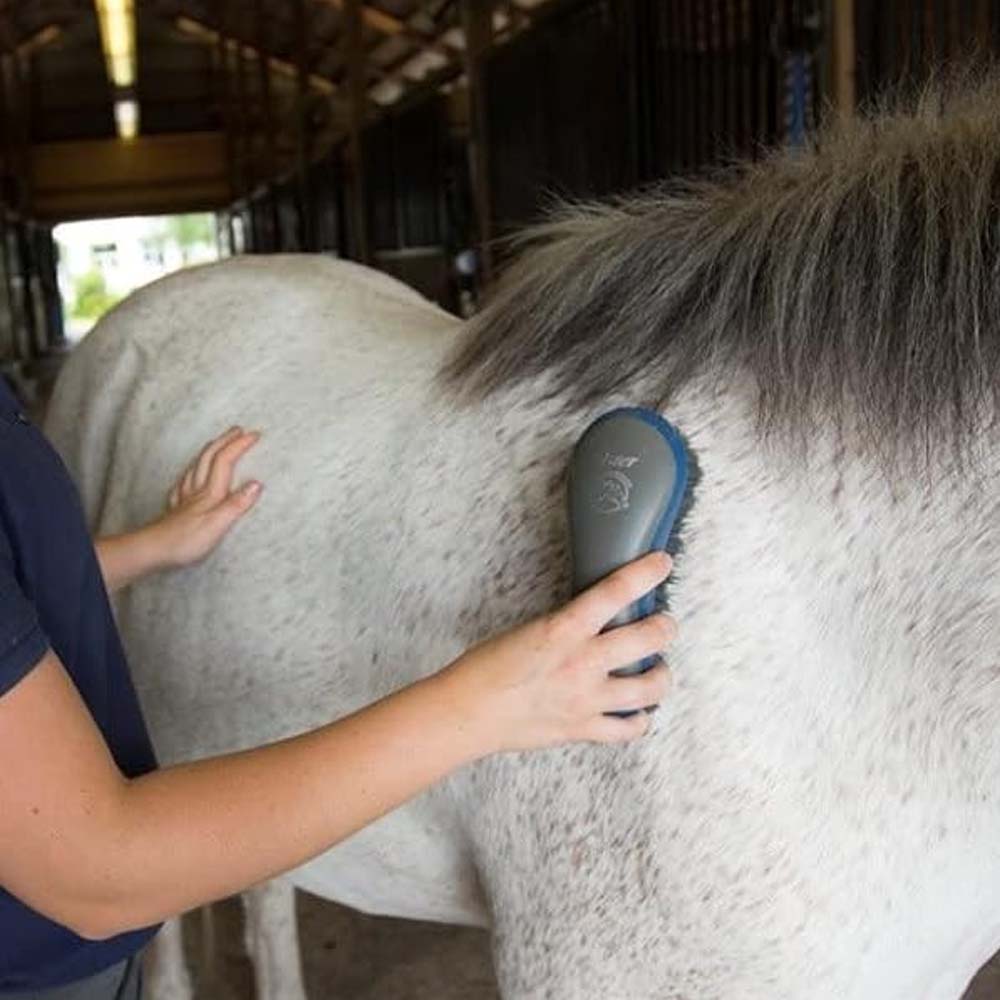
[48,254,458,526]
[48,253,461,754]
[44,255,487,926]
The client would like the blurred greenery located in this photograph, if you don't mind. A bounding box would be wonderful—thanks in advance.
[70,268,121,321]
[166,214,216,261]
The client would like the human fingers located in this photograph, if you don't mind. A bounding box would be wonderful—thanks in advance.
[557,552,672,638]
[599,661,671,716]
[209,480,263,533]
[193,426,243,491]
[582,710,652,744]
[206,432,260,500]
[581,613,676,675]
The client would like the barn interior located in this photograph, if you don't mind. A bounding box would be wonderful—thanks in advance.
[4,1,1000,997]
[5,1,991,397]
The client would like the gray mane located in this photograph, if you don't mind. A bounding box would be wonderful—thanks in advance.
[444,72,1000,462]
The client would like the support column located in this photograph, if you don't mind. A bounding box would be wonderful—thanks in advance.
[343,0,370,263]
[254,0,280,248]
[460,0,495,285]
[830,0,855,116]
[294,0,314,250]
[215,20,238,206]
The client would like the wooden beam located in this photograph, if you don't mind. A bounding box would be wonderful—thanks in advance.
[343,0,369,263]
[294,0,314,249]
[315,0,407,38]
[363,0,537,111]
[253,0,278,179]
[31,132,230,220]
[10,50,29,214]
[460,0,494,283]
[214,26,237,203]
[830,0,855,115]
[15,24,62,58]
[234,3,252,200]
[316,0,460,68]
[174,15,336,95]
[0,53,25,363]
[254,0,280,242]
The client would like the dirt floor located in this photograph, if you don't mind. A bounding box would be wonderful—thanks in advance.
[179,890,1000,1000]
[183,892,498,1000]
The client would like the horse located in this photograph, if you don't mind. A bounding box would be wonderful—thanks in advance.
[45,74,1000,1000]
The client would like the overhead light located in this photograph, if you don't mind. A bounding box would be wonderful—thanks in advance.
[95,0,136,88]
[114,98,139,140]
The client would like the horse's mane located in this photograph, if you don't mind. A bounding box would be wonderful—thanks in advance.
[444,70,1000,461]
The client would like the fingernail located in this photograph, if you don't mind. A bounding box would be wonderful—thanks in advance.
[242,481,261,496]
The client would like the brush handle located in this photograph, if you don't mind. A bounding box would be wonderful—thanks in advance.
[568,408,688,681]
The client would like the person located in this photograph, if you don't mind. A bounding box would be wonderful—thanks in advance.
[0,377,676,998]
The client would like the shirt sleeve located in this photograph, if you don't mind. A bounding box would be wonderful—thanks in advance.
[0,522,50,698]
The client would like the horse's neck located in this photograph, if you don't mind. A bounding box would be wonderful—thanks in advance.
[672,380,1000,773]
[448,379,1000,996]
[418,371,1000,745]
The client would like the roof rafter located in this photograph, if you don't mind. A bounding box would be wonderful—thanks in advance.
[172,14,337,95]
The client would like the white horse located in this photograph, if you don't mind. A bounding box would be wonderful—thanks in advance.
[46,76,1000,1000]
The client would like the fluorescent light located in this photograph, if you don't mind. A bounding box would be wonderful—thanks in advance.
[114,98,139,140]
[94,0,136,88]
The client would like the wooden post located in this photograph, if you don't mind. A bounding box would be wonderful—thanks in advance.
[0,48,8,206]
[8,53,37,358]
[213,8,240,254]
[0,54,22,363]
[215,23,238,206]
[343,0,370,263]
[254,0,280,247]
[233,8,258,250]
[235,12,252,199]
[294,0,314,250]
[460,0,494,284]
[830,0,855,116]
[11,50,29,216]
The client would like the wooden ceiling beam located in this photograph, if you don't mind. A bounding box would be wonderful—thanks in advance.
[313,0,409,38]
[360,0,542,109]
[173,15,337,95]
[5,22,64,57]
[314,0,461,58]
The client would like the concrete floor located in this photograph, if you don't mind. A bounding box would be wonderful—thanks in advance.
[179,890,1000,1000]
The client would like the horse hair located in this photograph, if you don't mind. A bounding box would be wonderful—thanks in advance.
[443,69,1000,464]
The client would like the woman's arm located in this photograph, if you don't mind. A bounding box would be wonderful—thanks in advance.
[0,553,674,940]
[94,428,261,593]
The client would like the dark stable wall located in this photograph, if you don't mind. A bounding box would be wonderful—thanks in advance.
[486,0,824,233]
[855,0,1000,106]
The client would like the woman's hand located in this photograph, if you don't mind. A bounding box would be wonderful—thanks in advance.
[95,427,263,592]
[155,426,263,568]
[440,551,677,753]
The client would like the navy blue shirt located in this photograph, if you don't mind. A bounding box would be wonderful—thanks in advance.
[0,381,160,992]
